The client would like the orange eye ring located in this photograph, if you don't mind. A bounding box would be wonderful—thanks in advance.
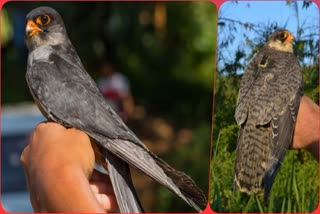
[36,14,51,26]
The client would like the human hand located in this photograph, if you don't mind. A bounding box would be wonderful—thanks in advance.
[20,122,117,212]
[292,96,319,159]
[89,169,118,211]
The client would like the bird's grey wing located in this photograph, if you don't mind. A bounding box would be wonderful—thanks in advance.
[235,57,260,125]
[27,55,142,145]
[27,59,206,211]
[105,151,144,213]
[263,89,302,200]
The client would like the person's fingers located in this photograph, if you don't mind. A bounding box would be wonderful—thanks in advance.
[90,181,114,194]
[90,170,117,210]
[19,121,109,212]
[95,193,118,211]
[21,143,41,211]
[32,122,67,140]
[90,170,114,194]
[20,144,30,168]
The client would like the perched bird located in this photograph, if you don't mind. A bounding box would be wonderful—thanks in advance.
[24,6,206,212]
[234,29,304,200]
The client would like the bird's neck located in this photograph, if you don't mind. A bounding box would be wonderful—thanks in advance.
[27,45,54,66]
[267,40,293,53]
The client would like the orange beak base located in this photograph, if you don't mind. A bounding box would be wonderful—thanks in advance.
[285,33,295,43]
[26,20,42,37]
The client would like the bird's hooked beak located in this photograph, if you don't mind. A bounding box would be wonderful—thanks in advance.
[26,20,43,38]
[285,32,295,43]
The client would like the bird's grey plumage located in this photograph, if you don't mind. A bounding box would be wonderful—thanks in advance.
[25,6,206,212]
[234,29,303,199]
[105,151,144,212]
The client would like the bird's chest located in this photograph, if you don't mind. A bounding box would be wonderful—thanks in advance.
[28,46,54,66]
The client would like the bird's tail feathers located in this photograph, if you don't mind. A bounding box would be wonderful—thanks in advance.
[95,135,206,212]
[105,151,144,213]
[148,151,207,211]
[234,122,270,195]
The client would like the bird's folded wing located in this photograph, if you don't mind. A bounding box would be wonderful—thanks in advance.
[263,90,302,200]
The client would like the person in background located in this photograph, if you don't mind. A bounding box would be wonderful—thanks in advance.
[97,61,135,122]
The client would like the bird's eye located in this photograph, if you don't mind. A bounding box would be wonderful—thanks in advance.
[279,32,287,39]
[36,14,51,25]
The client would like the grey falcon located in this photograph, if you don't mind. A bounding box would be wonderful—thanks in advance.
[234,29,304,200]
[24,6,206,212]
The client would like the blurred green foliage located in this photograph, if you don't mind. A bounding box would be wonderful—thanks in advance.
[211,1,319,212]
[2,2,216,212]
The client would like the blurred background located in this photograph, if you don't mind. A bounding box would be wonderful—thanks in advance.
[1,1,216,212]
[211,1,319,212]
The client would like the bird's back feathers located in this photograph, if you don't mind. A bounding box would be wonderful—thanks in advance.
[234,43,303,199]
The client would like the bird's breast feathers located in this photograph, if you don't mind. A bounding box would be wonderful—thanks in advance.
[28,45,54,66]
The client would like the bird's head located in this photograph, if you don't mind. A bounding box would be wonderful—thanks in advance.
[25,7,68,51]
[266,29,295,53]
